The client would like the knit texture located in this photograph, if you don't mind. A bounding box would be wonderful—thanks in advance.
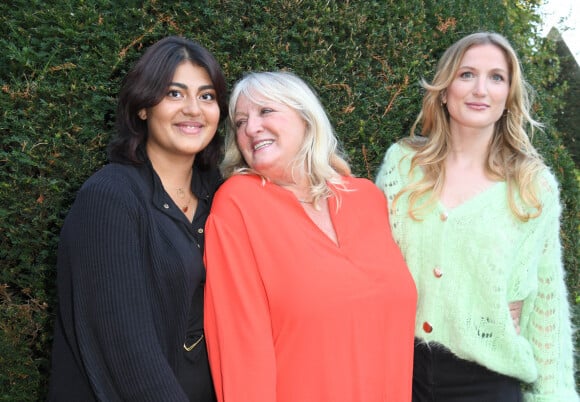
[48,162,220,401]
[376,142,578,401]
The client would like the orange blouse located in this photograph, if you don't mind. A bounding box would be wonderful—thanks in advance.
[204,174,416,402]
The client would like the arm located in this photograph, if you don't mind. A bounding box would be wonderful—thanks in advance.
[522,174,579,401]
[374,143,398,191]
[375,142,409,203]
[204,200,277,402]
[64,175,188,401]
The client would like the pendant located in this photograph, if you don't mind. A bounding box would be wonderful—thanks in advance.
[182,205,189,213]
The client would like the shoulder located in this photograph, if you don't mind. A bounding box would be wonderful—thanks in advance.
[213,174,263,205]
[194,166,223,197]
[76,163,148,205]
[218,174,261,193]
[64,164,147,226]
[341,175,387,206]
[377,140,416,180]
[343,175,380,193]
[379,140,415,168]
[535,167,561,214]
[536,167,559,195]
[209,175,277,224]
[389,140,415,159]
[80,163,136,190]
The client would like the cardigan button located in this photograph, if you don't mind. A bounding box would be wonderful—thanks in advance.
[440,212,448,221]
[197,228,204,234]
[163,203,170,209]
[422,321,433,333]
[433,267,443,278]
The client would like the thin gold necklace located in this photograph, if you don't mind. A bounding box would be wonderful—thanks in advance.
[176,187,192,213]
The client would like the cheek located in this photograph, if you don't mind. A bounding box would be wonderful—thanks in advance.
[235,133,249,154]
[207,105,221,124]
[493,88,509,108]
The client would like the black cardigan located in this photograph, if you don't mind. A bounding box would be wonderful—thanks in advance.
[48,161,221,401]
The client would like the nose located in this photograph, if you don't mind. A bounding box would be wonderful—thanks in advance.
[182,96,201,115]
[243,115,263,136]
[473,77,487,97]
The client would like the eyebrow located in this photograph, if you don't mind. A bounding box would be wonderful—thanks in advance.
[459,65,507,73]
[168,82,215,91]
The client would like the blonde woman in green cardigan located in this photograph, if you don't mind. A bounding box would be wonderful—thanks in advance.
[376,32,578,401]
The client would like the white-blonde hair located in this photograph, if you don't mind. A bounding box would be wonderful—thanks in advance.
[221,71,351,204]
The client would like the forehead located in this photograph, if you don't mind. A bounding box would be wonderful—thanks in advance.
[235,91,278,111]
[460,44,509,70]
[171,61,212,84]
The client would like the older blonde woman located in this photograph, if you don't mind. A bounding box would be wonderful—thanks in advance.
[204,71,417,402]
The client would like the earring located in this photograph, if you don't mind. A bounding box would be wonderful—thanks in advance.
[138,110,147,120]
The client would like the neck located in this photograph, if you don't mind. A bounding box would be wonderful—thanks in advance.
[277,177,312,202]
[448,133,492,167]
[148,151,195,189]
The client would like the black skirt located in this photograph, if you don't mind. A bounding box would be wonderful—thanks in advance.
[413,339,523,402]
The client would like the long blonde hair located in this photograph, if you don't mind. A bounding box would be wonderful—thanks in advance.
[221,71,351,205]
[398,32,545,221]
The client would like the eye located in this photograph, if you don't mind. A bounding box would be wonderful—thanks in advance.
[260,107,274,115]
[200,91,216,101]
[491,73,505,82]
[234,119,247,129]
[459,71,474,79]
[167,89,184,99]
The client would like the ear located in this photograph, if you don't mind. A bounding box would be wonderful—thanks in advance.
[440,91,447,105]
[138,109,147,120]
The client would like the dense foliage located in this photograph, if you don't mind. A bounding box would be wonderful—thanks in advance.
[1,0,577,399]
[551,28,580,166]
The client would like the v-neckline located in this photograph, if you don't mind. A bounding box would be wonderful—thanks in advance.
[275,183,341,248]
[438,180,503,215]
[299,196,340,247]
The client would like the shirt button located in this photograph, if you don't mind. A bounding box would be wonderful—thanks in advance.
[423,322,433,333]
[440,212,448,221]
[433,267,443,278]
[197,228,204,234]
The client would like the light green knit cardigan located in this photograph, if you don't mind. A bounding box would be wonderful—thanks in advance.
[376,142,578,401]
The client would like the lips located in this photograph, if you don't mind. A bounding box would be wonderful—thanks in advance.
[465,102,489,110]
[253,139,274,151]
[176,122,204,134]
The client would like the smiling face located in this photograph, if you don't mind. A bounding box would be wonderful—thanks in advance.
[444,44,510,138]
[141,61,220,161]
[233,93,308,183]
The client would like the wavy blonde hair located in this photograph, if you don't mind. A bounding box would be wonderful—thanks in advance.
[221,71,351,205]
[397,32,545,221]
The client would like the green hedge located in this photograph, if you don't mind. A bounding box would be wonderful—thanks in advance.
[1,0,577,399]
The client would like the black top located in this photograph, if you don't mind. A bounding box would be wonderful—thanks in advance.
[48,160,221,401]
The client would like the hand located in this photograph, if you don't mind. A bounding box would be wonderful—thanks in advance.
[508,300,523,334]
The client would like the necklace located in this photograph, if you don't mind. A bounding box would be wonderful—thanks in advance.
[176,187,192,213]
[299,199,313,204]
